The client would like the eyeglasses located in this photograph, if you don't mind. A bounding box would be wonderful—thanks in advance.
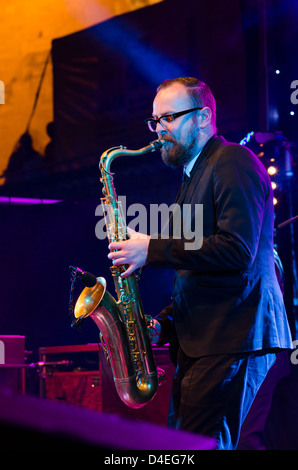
[144,107,202,133]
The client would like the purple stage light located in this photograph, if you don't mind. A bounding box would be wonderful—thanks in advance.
[0,197,63,205]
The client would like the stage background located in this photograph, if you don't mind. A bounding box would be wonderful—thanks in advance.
[0,0,297,360]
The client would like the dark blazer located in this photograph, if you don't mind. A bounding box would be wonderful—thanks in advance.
[147,135,292,358]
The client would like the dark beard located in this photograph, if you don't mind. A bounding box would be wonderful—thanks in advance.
[161,135,197,169]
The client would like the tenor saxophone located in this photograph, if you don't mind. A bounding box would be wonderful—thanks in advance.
[72,140,165,409]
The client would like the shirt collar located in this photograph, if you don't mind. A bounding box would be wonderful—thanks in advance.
[183,134,217,177]
[183,151,201,177]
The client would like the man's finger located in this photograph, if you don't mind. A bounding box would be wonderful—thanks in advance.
[120,265,135,278]
[112,257,127,266]
[109,241,124,250]
[108,249,126,260]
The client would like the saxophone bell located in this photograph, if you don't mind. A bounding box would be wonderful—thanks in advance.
[72,274,163,408]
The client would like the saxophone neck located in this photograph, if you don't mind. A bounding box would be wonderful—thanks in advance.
[99,140,164,174]
[99,140,164,209]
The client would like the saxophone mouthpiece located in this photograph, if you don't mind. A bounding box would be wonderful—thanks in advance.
[151,139,165,150]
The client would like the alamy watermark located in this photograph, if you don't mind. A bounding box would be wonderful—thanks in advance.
[95,196,203,251]
[290,341,298,365]
[290,80,298,105]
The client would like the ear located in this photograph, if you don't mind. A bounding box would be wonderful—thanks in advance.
[199,107,212,129]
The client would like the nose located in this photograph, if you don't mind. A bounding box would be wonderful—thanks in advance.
[155,120,164,134]
[156,122,168,139]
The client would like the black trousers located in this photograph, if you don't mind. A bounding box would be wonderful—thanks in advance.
[168,348,276,450]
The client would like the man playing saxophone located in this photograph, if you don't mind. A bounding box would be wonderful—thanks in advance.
[107,77,292,450]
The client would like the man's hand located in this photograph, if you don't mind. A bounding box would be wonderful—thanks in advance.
[108,226,150,278]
